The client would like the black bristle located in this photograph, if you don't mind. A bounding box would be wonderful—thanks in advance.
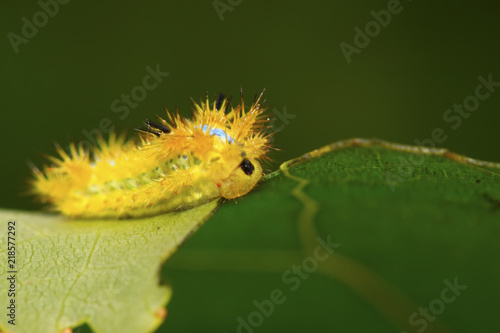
[140,126,161,137]
[215,93,225,111]
[146,119,170,133]
[217,93,232,113]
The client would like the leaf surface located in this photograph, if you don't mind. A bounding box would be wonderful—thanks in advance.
[0,200,219,333]
[162,139,500,333]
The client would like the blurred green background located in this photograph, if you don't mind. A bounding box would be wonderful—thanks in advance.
[1,1,499,211]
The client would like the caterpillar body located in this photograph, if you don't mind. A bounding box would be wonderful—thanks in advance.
[32,92,272,218]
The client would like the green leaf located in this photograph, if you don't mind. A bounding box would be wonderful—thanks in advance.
[0,200,219,333]
[161,139,500,333]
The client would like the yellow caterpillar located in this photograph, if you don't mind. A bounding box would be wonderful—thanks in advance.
[31,92,272,218]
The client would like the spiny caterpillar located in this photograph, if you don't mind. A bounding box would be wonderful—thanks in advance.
[31,92,272,219]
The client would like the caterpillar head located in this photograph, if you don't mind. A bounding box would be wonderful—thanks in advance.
[219,157,263,199]
[196,92,270,199]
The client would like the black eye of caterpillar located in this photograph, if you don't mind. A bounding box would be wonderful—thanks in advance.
[240,158,254,176]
